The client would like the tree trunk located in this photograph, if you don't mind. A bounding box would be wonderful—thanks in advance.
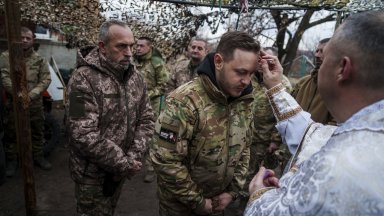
[4,0,37,215]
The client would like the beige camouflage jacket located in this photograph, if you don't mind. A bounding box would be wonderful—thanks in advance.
[151,57,253,210]
[66,46,155,185]
[166,58,201,94]
[0,50,51,107]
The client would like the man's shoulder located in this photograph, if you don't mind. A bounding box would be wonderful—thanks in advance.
[168,78,204,104]
[151,56,165,67]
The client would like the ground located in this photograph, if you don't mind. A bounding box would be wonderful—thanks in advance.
[0,108,243,216]
[0,108,158,216]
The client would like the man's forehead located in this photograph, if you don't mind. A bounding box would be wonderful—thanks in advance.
[190,40,206,47]
[21,31,33,37]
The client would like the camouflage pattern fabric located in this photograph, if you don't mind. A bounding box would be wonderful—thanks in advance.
[166,58,200,94]
[0,50,51,159]
[134,49,169,173]
[75,181,124,216]
[134,49,169,117]
[250,75,292,176]
[0,50,51,108]
[150,74,254,215]
[66,46,155,186]
[3,106,45,160]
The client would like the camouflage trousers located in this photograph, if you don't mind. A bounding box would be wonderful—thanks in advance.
[75,181,124,216]
[145,96,164,172]
[3,106,45,160]
[158,187,224,216]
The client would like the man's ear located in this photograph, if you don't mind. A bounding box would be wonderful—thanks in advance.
[336,56,352,83]
[98,41,106,54]
[214,53,224,71]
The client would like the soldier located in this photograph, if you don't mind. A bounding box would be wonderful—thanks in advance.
[150,31,261,215]
[66,20,154,215]
[167,37,209,92]
[133,36,169,183]
[0,26,52,176]
[291,38,335,124]
[235,47,293,216]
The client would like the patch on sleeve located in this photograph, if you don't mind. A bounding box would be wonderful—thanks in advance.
[159,127,177,144]
[69,91,85,118]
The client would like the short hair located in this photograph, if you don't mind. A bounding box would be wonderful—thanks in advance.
[331,10,384,89]
[319,38,330,44]
[21,26,35,38]
[138,36,152,45]
[216,31,260,61]
[99,20,128,44]
[264,46,278,56]
[189,37,209,50]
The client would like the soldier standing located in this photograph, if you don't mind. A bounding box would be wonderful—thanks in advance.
[0,27,52,177]
[150,31,261,215]
[167,37,209,92]
[66,20,154,215]
[133,36,169,183]
[291,38,335,124]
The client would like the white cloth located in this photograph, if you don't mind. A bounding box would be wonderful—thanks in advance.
[245,85,384,216]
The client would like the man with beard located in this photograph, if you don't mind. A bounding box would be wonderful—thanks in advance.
[291,38,335,124]
[0,27,52,176]
[245,10,384,215]
[166,37,209,93]
[66,20,154,215]
[151,31,260,215]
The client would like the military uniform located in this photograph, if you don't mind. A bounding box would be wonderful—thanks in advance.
[232,75,292,215]
[150,54,254,216]
[291,69,334,124]
[66,46,155,215]
[0,50,51,161]
[134,49,169,117]
[166,57,201,94]
[134,49,169,181]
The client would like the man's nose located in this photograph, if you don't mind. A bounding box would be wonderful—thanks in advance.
[241,76,251,85]
[124,47,132,56]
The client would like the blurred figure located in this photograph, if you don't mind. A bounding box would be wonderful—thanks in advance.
[134,36,169,183]
[166,37,209,93]
[0,26,52,177]
[291,39,335,124]
[66,20,154,215]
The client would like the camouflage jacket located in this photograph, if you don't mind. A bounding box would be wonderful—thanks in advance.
[0,50,51,107]
[166,58,201,94]
[252,75,292,148]
[150,54,253,210]
[66,46,155,185]
[133,49,169,101]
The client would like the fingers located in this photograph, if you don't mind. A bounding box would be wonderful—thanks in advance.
[132,160,142,171]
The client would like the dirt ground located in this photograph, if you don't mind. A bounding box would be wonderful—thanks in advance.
[0,108,243,216]
[0,108,159,216]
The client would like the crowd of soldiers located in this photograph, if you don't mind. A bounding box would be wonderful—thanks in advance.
[0,19,336,215]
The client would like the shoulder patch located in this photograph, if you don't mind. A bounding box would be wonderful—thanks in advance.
[159,127,177,144]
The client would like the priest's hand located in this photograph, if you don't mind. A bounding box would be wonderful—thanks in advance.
[249,166,279,195]
[258,51,283,89]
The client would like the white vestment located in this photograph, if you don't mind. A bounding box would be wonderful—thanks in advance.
[245,84,384,216]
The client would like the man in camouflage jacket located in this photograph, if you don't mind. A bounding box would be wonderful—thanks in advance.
[66,20,154,215]
[150,31,261,216]
[166,38,209,93]
[133,37,169,182]
[0,27,52,175]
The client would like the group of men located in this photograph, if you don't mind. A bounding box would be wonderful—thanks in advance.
[1,9,383,216]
